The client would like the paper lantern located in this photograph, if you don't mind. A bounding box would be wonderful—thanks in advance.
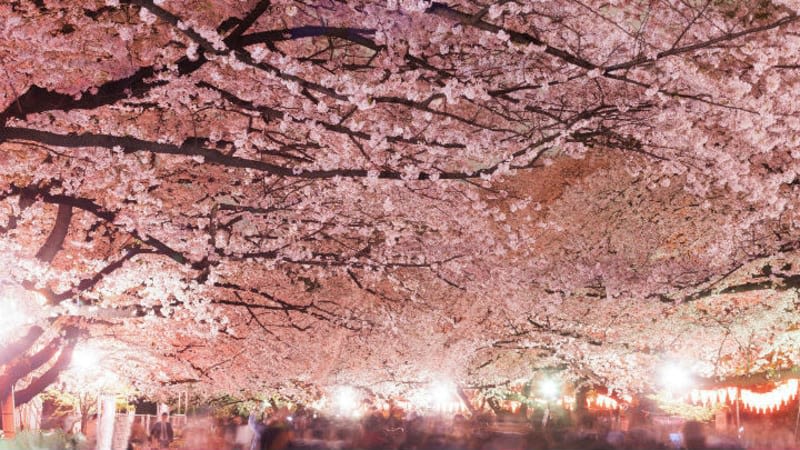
[739,379,798,414]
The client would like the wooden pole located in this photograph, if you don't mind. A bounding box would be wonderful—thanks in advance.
[794,395,800,443]
[1,387,15,439]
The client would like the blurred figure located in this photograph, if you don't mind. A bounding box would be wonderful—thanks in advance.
[183,414,222,449]
[128,419,148,450]
[524,430,549,450]
[479,432,525,450]
[683,421,706,450]
[223,416,237,449]
[625,427,666,450]
[149,413,174,449]
[234,415,254,450]
[265,408,293,450]
[250,407,293,450]
[358,410,388,450]
[605,429,624,447]
[249,408,269,450]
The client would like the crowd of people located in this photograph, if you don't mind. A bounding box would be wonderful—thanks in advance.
[133,407,785,450]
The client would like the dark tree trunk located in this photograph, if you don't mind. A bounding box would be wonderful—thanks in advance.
[15,342,76,406]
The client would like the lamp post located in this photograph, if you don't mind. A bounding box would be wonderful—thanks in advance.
[540,379,558,430]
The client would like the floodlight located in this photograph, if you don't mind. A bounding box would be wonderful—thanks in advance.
[334,386,358,414]
[431,381,454,405]
[71,346,101,372]
[540,379,559,399]
[661,364,691,391]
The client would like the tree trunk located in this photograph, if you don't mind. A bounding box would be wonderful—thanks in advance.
[456,386,477,415]
[573,384,591,429]
[16,395,42,431]
[80,394,92,435]
[520,381,531,418]
[1,388,15,439]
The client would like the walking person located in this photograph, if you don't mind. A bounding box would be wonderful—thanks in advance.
[149,413,174,449]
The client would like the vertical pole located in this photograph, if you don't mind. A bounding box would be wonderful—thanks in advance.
[96,395,116,450]
[794,392,800,443]
[1,387,15,439]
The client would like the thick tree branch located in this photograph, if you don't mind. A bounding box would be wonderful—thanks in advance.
[0,326,44,367]
[426,2,597,70]
[605,12,800,73]
[35,203,73,263]
[14,339,77,406]
[0,1,273,123]
[0,335,63,395]
[225,0,272,42]
[0,126,555,180]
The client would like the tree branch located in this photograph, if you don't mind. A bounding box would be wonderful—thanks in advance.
[14,339,77,406]
[35,203,73,263]
[0,326,44,367]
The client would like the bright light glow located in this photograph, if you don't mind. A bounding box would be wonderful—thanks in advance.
[0,285,44,339]
[71,346,101,372]
[428,381,462,413]
[661,364,691,392]
[333,386,359,416]
[431,381,454,405]
[540,379,559,399]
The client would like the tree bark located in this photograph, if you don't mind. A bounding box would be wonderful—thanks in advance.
[35,203,73,263]
[0,336,63,392]
[0,326,44,367]
[573,384,591,428]
[15,341,76,406]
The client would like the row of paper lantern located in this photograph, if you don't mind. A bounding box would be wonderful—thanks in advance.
[586,393,633,410]
[688,379,799,414]
[584,379,800,414]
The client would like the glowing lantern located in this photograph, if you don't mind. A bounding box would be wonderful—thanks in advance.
[717,388,727,404]
[738,379,798,414]
[587,394,619,410]
[728,387,738,402]
[689,381,800,413]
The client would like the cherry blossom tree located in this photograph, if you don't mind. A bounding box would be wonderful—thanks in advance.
[1,0,799,402]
